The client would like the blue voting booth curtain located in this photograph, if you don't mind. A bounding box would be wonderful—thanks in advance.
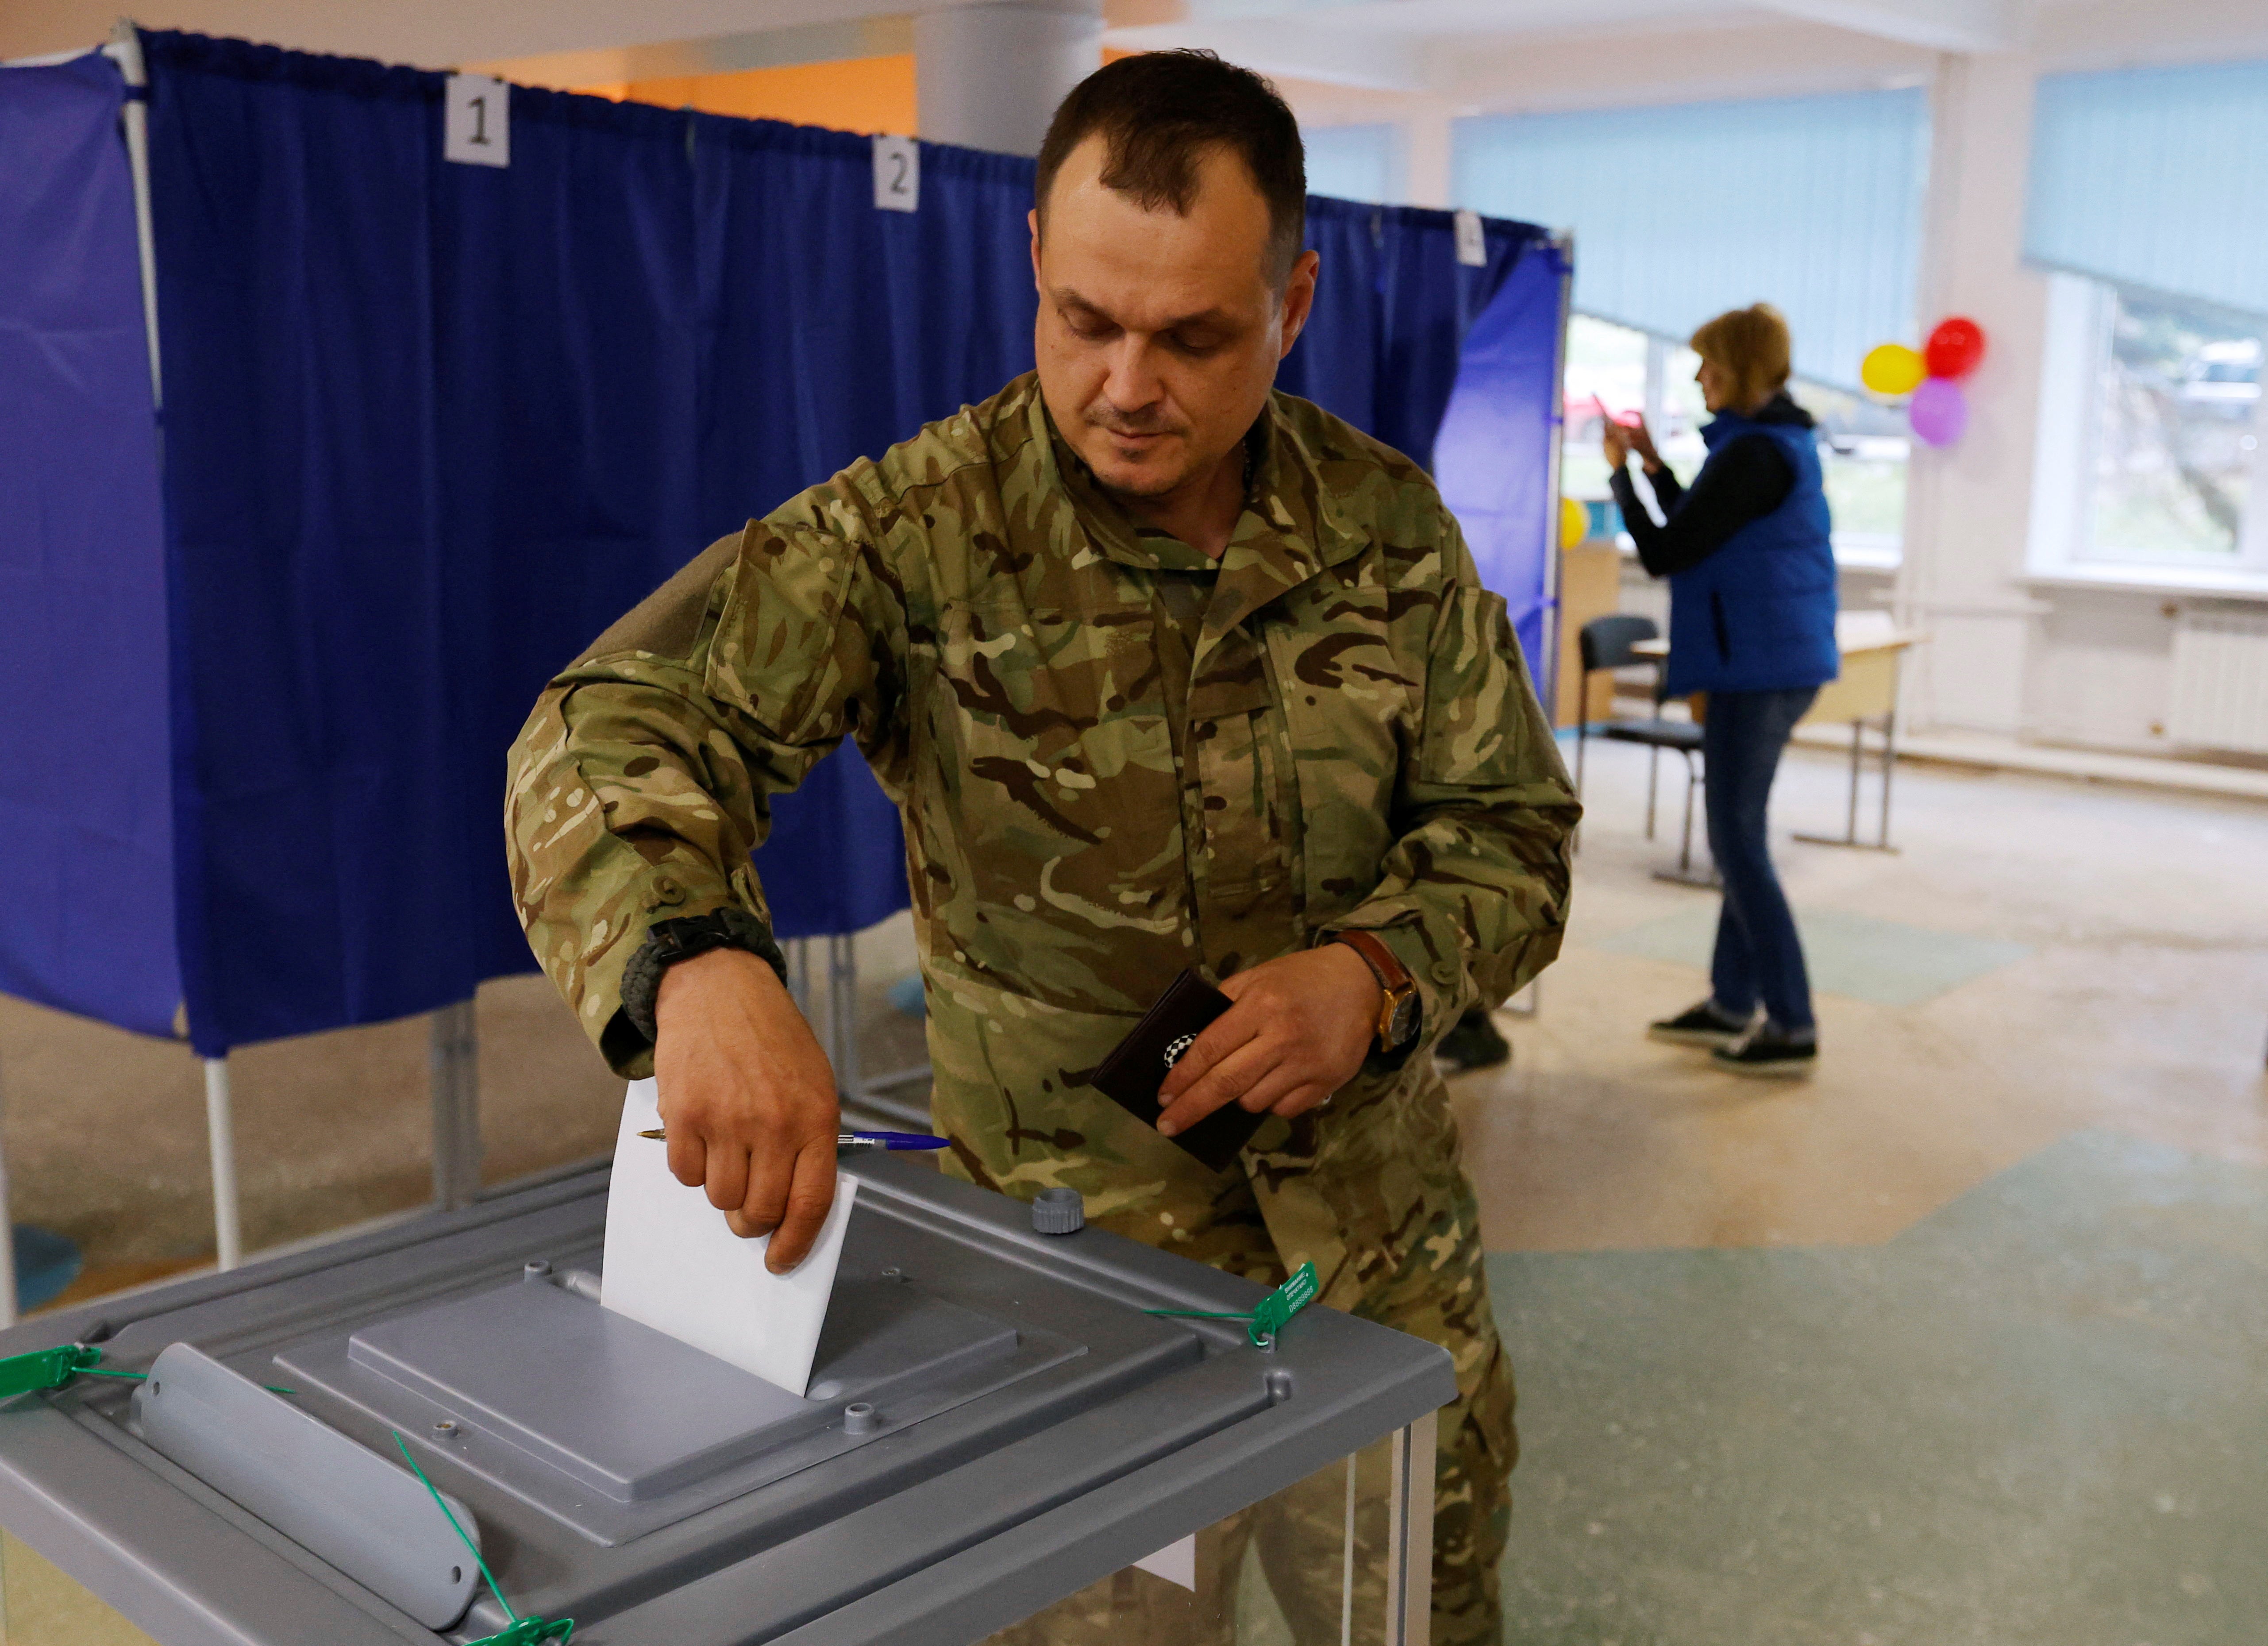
[1283,197,1543,476]
[128,29,1562,1052]
[1435,237,1572,691]
[0,53,178,1037]
[146,35,711,1049]
[695,117,1039,942]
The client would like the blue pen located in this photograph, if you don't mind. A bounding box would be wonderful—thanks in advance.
[637,1128,946,1153]
[836,1130,949,1153]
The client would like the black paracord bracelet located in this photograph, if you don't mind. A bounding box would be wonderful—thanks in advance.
[618,908,790,1042]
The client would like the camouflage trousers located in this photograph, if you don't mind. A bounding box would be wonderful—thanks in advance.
[959,1160,1513,1646]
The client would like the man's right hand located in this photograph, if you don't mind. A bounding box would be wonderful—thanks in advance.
[651,947,840,1272]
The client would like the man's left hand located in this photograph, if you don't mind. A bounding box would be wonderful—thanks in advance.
[1155,944,1383,1137]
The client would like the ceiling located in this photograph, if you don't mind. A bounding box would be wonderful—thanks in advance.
[6,0,2263,107]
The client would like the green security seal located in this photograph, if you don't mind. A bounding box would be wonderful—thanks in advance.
[1145,1261,1321,1349]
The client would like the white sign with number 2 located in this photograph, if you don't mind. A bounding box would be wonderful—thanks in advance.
[445,74,510,168]
[873,134,919,213]
[1454,209,1486,267]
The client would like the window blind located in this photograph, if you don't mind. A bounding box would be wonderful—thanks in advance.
[1453,90,1928,389]
[2025,59,2268,319]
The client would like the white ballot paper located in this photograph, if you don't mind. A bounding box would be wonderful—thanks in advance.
[600,1078,857,1396]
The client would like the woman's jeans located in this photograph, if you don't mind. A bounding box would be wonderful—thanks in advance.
[1701,686,1818,1035]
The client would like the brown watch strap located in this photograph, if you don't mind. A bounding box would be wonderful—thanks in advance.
[1329,929,1410,991]
[1327,930,1417,1047]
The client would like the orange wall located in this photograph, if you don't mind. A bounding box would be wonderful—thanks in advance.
[586,56,917,137]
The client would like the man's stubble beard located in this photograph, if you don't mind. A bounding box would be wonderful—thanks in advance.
[1081,423,1199,502]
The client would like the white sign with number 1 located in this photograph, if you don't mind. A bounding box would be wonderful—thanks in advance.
[874,134,919,213]
[446,74,510,168]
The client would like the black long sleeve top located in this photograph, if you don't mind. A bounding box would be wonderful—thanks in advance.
[1608,393,1815,578]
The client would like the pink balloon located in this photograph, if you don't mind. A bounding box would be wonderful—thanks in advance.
[1909,377,1968,446]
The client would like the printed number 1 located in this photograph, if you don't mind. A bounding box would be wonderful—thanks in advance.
[470,95,489,146]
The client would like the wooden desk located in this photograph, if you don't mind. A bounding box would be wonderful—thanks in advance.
[1630,619,1924,850]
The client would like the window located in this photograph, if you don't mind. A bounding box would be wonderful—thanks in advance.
[1456,89,1928,390]
[2030,273,2268,577]
[1561,312,1906,564]
[1805,382,1911,568]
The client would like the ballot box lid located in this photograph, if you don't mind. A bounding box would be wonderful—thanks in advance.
[0,1155,1454,1646]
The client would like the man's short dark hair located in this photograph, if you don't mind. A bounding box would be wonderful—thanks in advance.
[1035,50,1307,287]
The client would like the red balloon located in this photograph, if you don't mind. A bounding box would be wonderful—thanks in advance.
[1925,316,1986,379]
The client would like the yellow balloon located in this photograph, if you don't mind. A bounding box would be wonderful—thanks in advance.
[1559,496,1589,548]
[1861,343,1926,397]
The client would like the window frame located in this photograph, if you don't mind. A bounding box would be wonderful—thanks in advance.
[2027,271,2268,588]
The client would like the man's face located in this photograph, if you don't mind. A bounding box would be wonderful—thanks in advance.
[1031,135,1318,502]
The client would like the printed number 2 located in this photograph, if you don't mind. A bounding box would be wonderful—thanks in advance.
[873,135,919,213]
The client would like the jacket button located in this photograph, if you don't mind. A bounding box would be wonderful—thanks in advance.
[1432,960,1459,986]
[649,876,687,909]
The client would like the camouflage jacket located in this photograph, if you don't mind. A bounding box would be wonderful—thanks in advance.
[507,374,1578,1293]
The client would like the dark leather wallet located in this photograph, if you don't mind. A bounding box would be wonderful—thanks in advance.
[1090,970,1262,1173]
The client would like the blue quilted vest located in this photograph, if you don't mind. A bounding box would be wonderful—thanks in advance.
[1663,409,1839,697]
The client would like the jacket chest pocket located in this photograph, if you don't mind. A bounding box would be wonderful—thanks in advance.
[1186,647,1290,913]
[1263,592,1416,928]
[913,599,1185,985]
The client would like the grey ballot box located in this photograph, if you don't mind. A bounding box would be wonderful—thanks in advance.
[0,1155,1452,1646]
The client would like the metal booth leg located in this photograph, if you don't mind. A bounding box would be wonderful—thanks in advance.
[0,1060,17,1328]
[430,1000,481,1211]
[786,937,813,1017]
[203,1056,243,1272]
[827,934,863,1104]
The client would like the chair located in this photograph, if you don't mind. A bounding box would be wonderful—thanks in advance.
[1575,615,1706,875]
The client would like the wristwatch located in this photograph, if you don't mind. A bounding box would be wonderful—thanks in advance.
[1325,930,1421,1053]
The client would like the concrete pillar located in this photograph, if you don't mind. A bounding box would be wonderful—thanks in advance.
[913,0,1103,156]
[1893,51,2053,736]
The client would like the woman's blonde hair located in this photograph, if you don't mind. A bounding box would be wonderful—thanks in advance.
[1690,304,1791,412]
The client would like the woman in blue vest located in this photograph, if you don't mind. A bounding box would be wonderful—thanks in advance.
[1603,304,1837,1075]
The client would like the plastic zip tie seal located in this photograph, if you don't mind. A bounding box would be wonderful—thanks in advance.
[393,1432,574,1645]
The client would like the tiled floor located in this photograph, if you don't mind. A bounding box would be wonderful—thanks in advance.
[1491,1133,2267,1644]
[1461,734,2268,1641]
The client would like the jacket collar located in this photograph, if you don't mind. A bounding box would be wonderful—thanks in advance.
[1028,385,1368,663]
[1702,390,1815,447]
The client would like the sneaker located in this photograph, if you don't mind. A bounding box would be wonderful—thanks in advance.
[1647,1000,1751,1048]
[1711,1025,1817,1078]
[1436,1007,1512,1073]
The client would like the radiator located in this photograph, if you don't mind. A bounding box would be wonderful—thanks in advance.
[2168,609,2268,754]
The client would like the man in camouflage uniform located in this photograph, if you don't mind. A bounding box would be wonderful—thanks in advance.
[506,50,1575,1644]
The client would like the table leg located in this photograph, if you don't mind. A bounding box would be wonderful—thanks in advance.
[1876,708,1898,849]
